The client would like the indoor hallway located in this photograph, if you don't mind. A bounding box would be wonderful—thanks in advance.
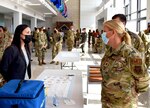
[30,44,150,108]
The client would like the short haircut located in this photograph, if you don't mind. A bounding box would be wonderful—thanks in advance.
[0,26,4,31]
[112,14,127,25]
[82,28,86,30]
[148,23,150,28]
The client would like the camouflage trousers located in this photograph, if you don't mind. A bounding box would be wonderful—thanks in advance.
[66,40,74,51]
[34,42,38,57]
[52,43,62,59]
[37,48,46,61]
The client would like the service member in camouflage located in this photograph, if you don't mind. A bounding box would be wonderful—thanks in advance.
[3,27,12,49]
[112,14,145,57]
[94,35,103,53]
[0,26,6,60]
[66,25,75,51]
[101,20,149,108]
[50,28,62,65]
[139,24,150,68]
[37,27,47,65]
[33,27,39,57]
[76,29,81,47]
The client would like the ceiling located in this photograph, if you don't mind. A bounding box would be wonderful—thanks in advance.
[20,0,57,15]
[0,0,57,18]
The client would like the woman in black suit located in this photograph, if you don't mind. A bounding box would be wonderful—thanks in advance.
[0,24,32,81]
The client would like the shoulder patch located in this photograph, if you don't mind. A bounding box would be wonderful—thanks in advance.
[134,66,142,74]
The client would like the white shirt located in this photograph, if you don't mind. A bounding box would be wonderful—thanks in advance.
[22,47,29,80]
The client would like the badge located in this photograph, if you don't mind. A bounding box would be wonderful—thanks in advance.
[131,58,142,65]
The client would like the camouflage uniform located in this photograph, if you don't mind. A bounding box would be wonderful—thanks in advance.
[51,32,62,60]
[0,33,5,60]
[34,30,39,57]
[94,36,103,53]
[101,41,149,108]
[66,30,75,51]
[126,29,145,57]
[139,30,150,68]
[4,31,12,49]
[76,31,81,47]
[37,31,47,65]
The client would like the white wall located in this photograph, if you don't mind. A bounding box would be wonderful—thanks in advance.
[80,0,102,30]
[0,0,45,21]
[51,0,80,30]
[96,0,124,30]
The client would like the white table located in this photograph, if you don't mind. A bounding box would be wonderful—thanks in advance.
[53,51,80,70]
[36,69,83,108]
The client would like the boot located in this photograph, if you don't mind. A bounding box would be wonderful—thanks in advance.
[56,61,59,65]
[50,61,55,64]
[42,59,46,65]
[38,60,42,66]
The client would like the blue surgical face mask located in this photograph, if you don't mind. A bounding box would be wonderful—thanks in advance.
[101,32,109,44]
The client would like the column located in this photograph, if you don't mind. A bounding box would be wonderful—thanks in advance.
[31,17,37,31]
[13,12,22,32]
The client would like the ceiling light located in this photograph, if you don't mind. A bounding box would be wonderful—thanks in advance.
[44,13,53,15]
[28,4,41,6]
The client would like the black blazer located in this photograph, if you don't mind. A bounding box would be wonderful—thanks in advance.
[0,44,31,81]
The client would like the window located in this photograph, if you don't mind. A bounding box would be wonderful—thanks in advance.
[141,10,147,17]
[140,20,147,31]
[124,0,147,32]
[131,13,136,20]
[126,20,137,32]
[141,0,147,10]
[131,0,137,13]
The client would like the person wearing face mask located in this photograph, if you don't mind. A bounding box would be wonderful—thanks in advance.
[100,20,149,108]
[0,24,32,81]
[37,27,47,66]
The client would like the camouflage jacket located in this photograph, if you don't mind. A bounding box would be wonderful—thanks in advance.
[139,30,150,52]
[51,32,62,45]
[101,41,149,107]
[66,30,75,41]
[37,32,47,49]
[126,29,145,55]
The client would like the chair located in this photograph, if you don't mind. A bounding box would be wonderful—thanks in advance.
[87,65,102,93]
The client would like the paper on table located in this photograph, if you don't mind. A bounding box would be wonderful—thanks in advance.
[43,76,73,98]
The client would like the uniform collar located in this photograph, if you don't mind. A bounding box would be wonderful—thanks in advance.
[106,41,126,57]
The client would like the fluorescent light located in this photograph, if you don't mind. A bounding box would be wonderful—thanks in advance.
[28,4,41,6]
[44,13,53,15]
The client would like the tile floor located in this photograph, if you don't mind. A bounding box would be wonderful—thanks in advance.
[31,43,150,108]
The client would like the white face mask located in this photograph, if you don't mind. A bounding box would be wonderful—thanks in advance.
[101,32,109,44]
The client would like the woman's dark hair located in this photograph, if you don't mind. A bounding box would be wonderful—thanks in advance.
[12,24,29,51]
